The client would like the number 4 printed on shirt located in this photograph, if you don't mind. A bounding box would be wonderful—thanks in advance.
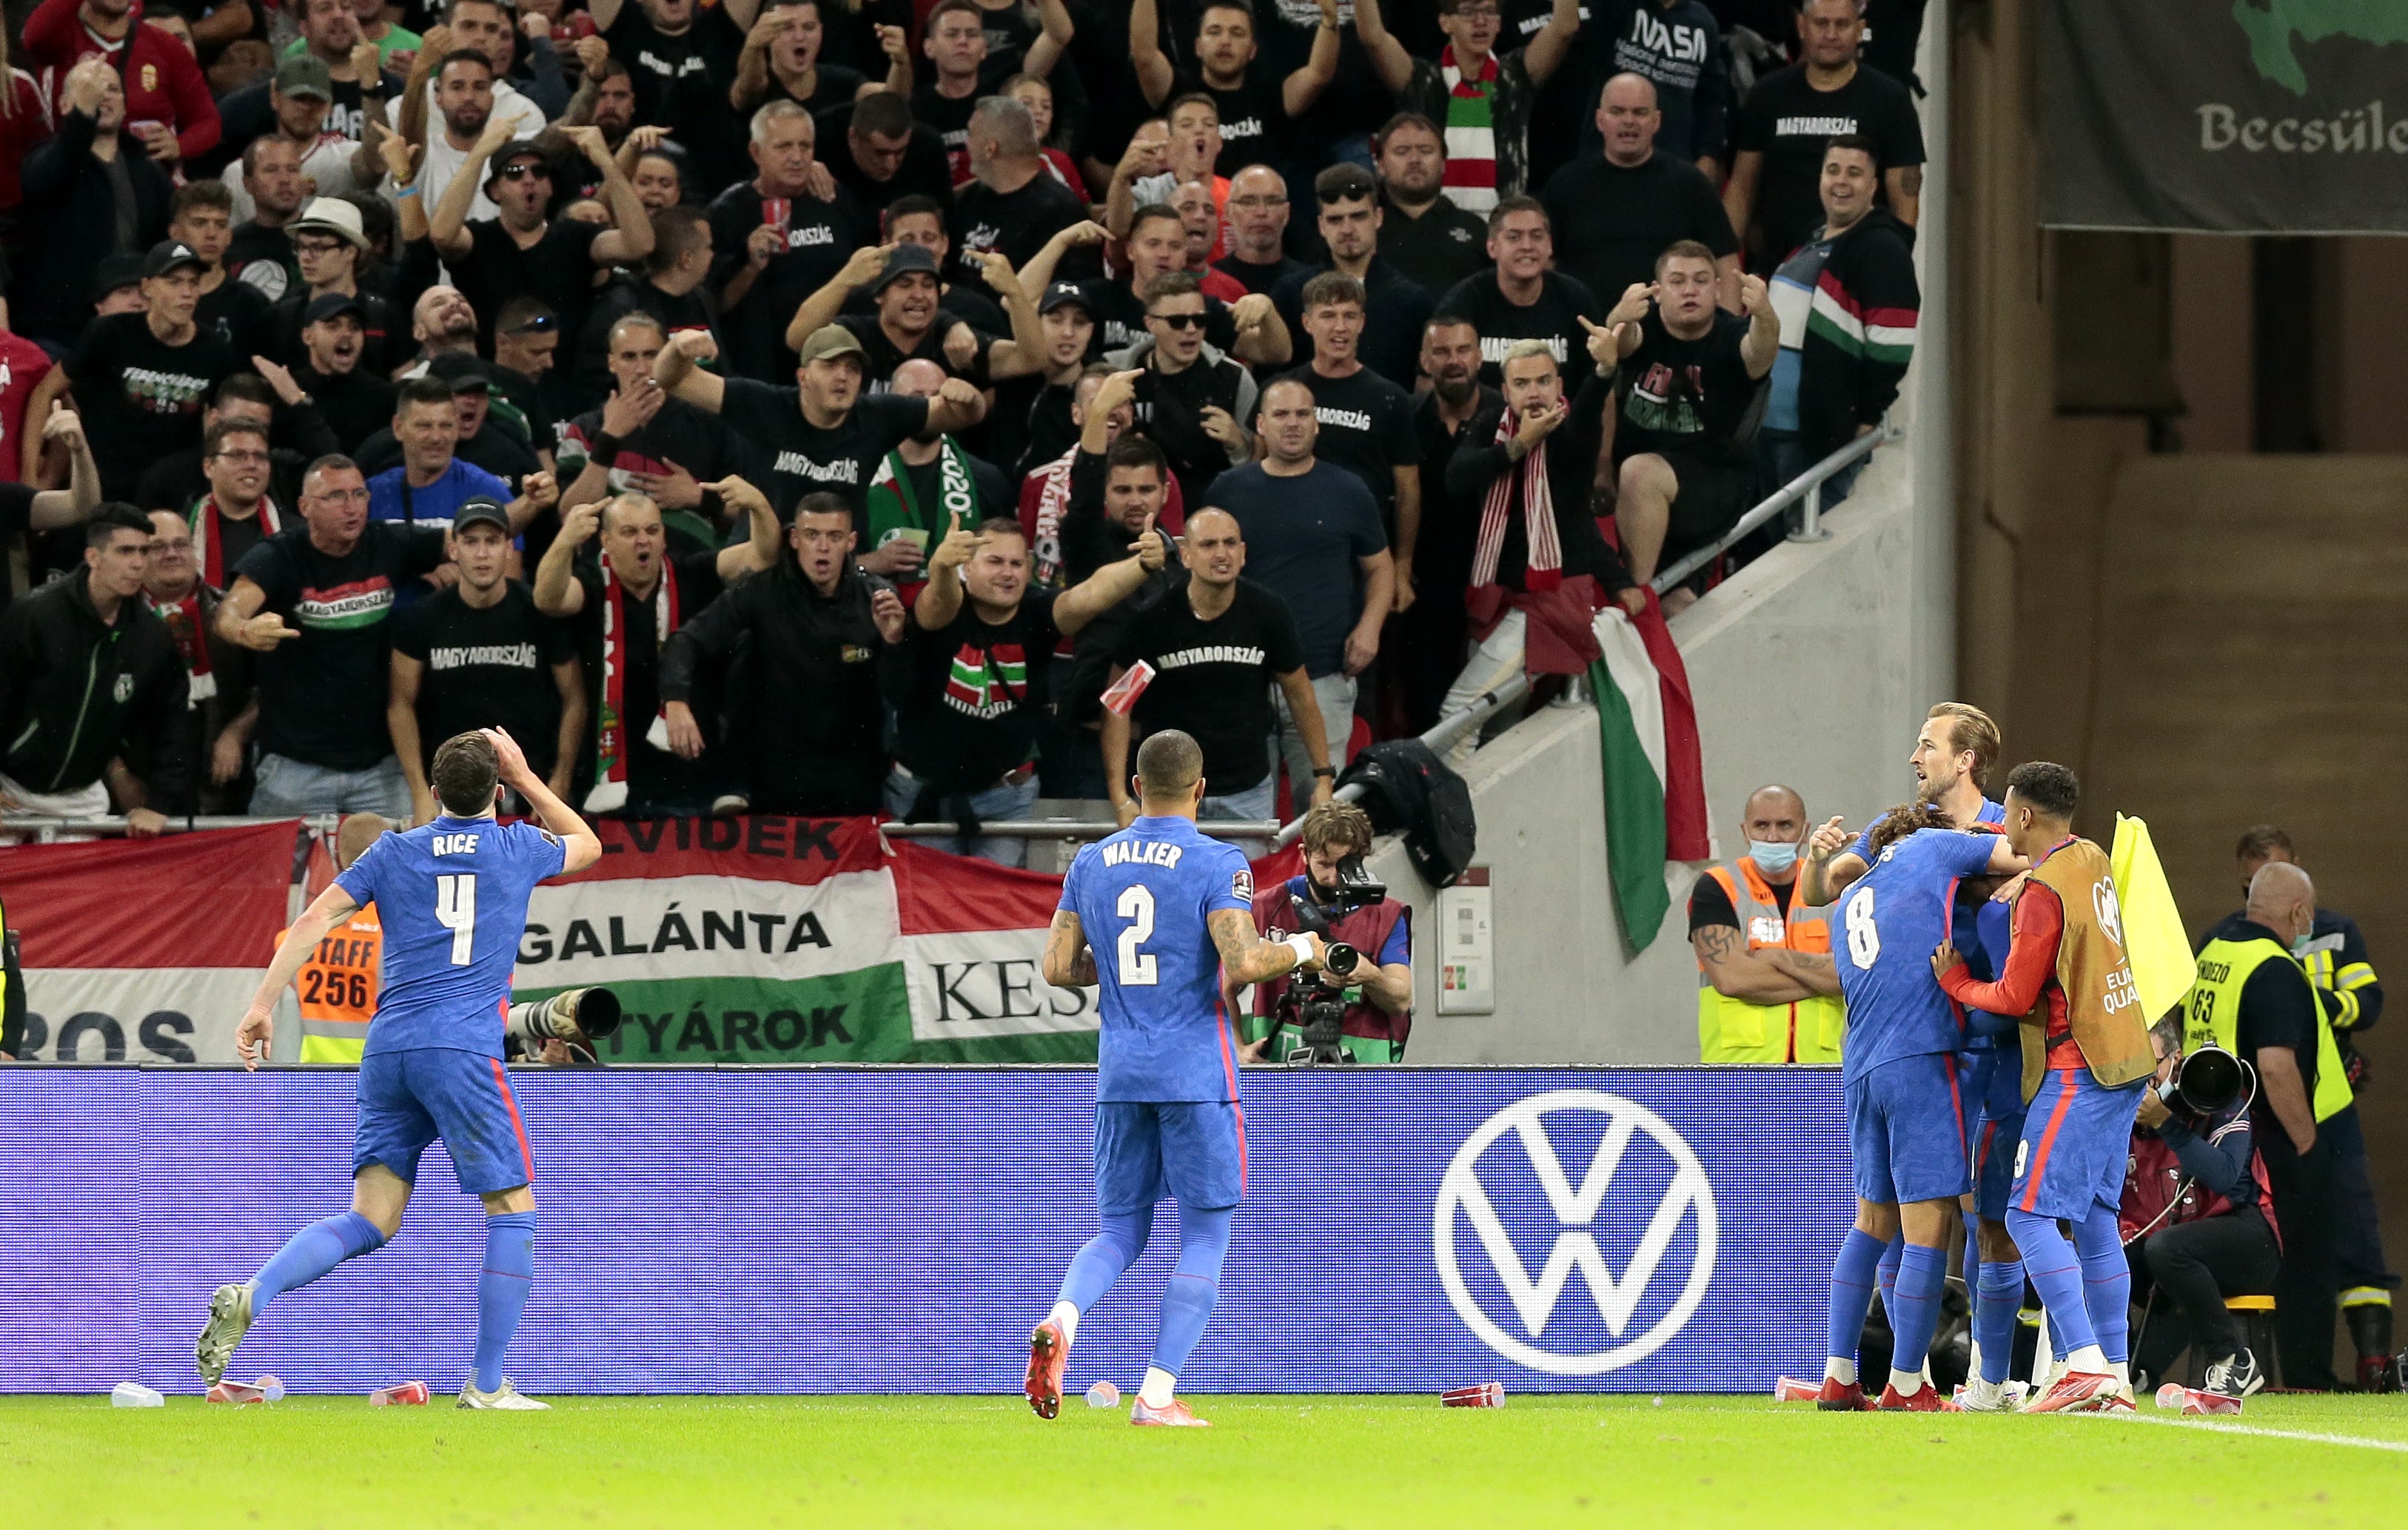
[435,873,477,966]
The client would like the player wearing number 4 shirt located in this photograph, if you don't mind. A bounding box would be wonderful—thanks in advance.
[1028,729,1329,1427]
[195,729,600,1411]
[1787,802,2023,1412]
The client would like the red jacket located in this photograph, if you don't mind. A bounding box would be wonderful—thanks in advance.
[1938,870,2086,1070]
[25,0,221,164]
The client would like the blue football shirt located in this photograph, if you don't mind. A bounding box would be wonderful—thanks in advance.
[1850,796,2004,863]
[1833,827,2002,1081]
[335,815,568,1057]
[1059,814,1255,1103]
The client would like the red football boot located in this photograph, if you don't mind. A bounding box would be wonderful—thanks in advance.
[1877,1382,1959,1412]
[2020,1371,2120,1413]
[1814,1377,1874,1412]
[1024,1320,1067,1420]
[1130,1397,1210,1427]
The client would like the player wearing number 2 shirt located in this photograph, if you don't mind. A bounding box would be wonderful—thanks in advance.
[195,729,599,1410]
[1797,807,2021,1412]
[1027,730,1326,1428]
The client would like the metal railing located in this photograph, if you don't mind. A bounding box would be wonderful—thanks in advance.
[0,811,1281,844]
[1649,419,1902,594]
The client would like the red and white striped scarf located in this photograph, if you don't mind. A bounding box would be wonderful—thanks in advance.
[1467,405,1563,611]
[583,551,679,814]
[1438,45,1500,213]
[190,494,281,591]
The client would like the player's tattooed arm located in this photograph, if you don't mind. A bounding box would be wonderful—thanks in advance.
[1209,908,1324,987]
[1042,911,1099,988]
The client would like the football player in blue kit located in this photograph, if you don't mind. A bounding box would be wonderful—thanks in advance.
[195,729,600,1409]
[1791,800,2024,1410]
[1028,729,1327,1427]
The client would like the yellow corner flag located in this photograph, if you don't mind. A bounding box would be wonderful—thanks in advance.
[2111,813,2194,1024]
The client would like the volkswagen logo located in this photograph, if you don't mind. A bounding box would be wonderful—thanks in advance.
[1433,1090,1719,1375]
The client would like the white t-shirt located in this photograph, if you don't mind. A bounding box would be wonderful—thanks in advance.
[403,78,549,224]
[224,135,361,227]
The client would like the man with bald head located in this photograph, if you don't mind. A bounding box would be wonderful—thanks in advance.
[1539,73,1740,313]
[1689,785,1843,1062]
[1214,166,1308,296]
[2192,856,2355,1389]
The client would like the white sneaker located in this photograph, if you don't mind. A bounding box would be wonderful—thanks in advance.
[457,1378,550,1410]
[195,1284,254,1385]
[1957,1375,2022,1413]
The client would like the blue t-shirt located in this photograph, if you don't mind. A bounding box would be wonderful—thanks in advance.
[335,814,569,1057]
[367,459,514,532]
[1202,460,1386,678]
[1833,827,2001,1081]
[1059,814,1255,1102]
[1850,796,2004,864]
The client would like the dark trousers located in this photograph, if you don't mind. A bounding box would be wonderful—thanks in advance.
[2129,1207,2283,1383]
[2261,1127,2339,1389]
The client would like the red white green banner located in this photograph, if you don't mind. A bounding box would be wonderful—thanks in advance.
[3,818,1298,1065]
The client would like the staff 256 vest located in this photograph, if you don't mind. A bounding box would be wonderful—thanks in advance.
[1696,858,1842,1064]
[283,907,383,1064]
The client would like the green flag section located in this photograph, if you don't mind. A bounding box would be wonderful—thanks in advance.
[508,817,1099,1065]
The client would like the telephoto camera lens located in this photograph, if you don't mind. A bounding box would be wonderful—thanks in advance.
[1324,942,1361,981]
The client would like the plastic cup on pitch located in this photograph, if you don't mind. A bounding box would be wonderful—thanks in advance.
[111,1381,165,1408]
[369,1380,431,1406]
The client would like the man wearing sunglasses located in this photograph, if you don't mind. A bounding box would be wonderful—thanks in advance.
[428,121,652,355]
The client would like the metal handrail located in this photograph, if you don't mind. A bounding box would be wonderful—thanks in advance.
[1270,671,1532,849]
[1650,418,1902,594]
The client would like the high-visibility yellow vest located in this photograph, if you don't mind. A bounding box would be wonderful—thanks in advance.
[1697,858,1844,1063]
[2188,933,2350,1124]
[281,906,382,1064]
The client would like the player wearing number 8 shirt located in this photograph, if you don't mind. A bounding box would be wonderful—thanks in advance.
[1788,804,2023,1412]
[195,729,601,1410]
[1027,729,1328,1427]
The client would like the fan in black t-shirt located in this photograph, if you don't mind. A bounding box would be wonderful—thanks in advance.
[1727,11,1925,267]
[559,315,762,551]
[387,509,581,819]
[1129,0,1343,180]
[731,1,875,121]
[65,248,246,503]
[429,127,654,355]
[1102,509,1329,819]
[705,107,872,385]
[659,325,982,523]
[1435,201,1604,388]
[597,0,752,191]
[1540,88,1741,323]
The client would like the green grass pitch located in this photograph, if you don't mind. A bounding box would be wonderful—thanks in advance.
[11,1393,2408,1528]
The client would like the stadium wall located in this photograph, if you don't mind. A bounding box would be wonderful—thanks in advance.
[0,1067,1846,1396]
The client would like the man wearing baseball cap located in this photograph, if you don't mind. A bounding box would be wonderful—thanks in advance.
[429,119,654,352]
[266,198,394,374]
[656,320,983,523]
[388,497,585,824]
[290,292,397,450]
[1011,282,1098,477]
[782,241,1049,404]
[65,242,246,501]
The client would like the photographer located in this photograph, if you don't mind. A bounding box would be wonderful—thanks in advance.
[2124,1019,2281,1398]
[1241,802,1412,1064]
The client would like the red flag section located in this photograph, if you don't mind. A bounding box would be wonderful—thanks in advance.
[1628,590,1713,862]
[0,820,298,970]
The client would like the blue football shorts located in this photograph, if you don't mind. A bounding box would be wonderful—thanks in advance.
[1847,1052,1971,1207]
[2011,1065,2142,1221]
[1093,1100,1246,1215]
[353,1046,535,1196]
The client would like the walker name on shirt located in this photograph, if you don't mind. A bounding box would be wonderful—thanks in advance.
[426,641,541,671]
[773,452,862,483]
[1101,839,1186,869]
[296,577,396,630]
[1478,334,1568,365]
[123,366,215,415]
[1156,642,1266,671]
[1315,405,1374,432]
[1774,114,1860,138]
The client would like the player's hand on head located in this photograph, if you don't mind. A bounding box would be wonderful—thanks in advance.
[480,727,534,785]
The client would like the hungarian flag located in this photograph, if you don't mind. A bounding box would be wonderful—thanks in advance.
[1586,596,1711,950]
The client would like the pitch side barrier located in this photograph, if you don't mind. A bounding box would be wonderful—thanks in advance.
[0,1064,1847,1395]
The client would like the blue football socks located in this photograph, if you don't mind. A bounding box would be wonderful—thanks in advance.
[2076,1201,2133,1366]
[249,1211,385,1317]
[1149,1204,1234,1380]
[1057,1208,1155,1318]
[1825,1227,1886,1369]
[1960,1209,1981,1307]
[1974,1261,2023,1385]
[2006,1207,2097,1358]
[1888,1244,1948,1385]
[472,1211,537,1394]
[1877,1233,1904,1332]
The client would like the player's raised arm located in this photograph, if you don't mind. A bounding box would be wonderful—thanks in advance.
[1042,910,1099,988]
[482,727,603,875]
[236,882,361,1071]
[1208,907,1325,987]
[1799,816,1857,905]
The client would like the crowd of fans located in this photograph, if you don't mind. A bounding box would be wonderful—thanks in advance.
[0,0,1926,860]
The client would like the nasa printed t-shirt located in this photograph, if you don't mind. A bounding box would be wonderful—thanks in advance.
[717,381,931,523]
[64,313,244,500]
[233,522,449,770]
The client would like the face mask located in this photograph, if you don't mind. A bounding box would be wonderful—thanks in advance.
[2291,932,2317,960]
[1748,839,1800,875]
